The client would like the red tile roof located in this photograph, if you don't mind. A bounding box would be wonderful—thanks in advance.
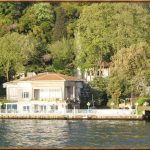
[9,72,82,82]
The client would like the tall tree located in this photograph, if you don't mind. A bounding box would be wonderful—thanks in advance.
[0,15,14,37]
[107,42,150,105]
[0,32,35,81]
[61,3,81,38]
[89,77,108,106]
[51,7,67,41]
[0,2,29,19]
[75,3,150,73]
[47,38,75,75]
[17,3,55,70]
[18,3,54,43]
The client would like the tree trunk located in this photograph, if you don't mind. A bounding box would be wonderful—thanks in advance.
[99,51,103,77]
[6,61,10,81]
[6,71,9,81]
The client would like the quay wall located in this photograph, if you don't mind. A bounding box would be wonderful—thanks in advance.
[0,109,144,120]
[0,113,143,120]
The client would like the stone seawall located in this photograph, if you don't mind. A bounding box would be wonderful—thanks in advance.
[0,113,143,120]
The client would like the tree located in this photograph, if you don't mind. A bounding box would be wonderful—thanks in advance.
[107,42,150,105]
[18,3,54,42]
[17,3,55,71]
[89,77,108,106]
[79,77,108,108]
[51,7,67,41]
[47,38,75,75]
[0,2,29,19]
[107,78,122,107]
[61,3,81,38]
[75,3,150,74]
[0,15,14,37]
[0,32,35,81]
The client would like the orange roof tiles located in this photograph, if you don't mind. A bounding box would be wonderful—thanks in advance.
[11,72,82,82]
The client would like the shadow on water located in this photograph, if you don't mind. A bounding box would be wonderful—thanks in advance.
[0,119,150,148]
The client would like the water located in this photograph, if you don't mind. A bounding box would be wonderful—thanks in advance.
[0,119,150,148]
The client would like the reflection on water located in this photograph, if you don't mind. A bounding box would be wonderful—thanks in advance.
[0,119,150,148]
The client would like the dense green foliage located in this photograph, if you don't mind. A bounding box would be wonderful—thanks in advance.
[136,97,150,106]
[74,3,150,107]
[89,77,108,105]
[107,42,150,106]
[0,32,35,81]
[80,77,108,108]
[75,3,150,73]
[0,2,82,78]
[47,38,75,75]
[0,2,150,107]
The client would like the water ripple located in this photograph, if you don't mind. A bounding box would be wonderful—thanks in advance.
[0,119,150,148]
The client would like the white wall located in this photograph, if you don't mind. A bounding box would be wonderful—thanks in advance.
[5,80,83,102]
[6,82,32,101]
[17,82,32,101]
[17,101,67,113]
[101,68,109,77]
[32,81,65,99]
[7,85,18,100]
[83,69,109,82]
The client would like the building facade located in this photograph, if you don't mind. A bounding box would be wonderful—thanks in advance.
[2,72,83,113]
[76,62,110,82]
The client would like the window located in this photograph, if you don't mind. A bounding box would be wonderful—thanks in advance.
[41,105,46,111]
[50,105,58,110]
[23,106,26,111]
[22,92,29,99]
[7,104,12,113]
[12,104,17,110]
[34,89,40,100]
[6,104,17,113]
[40,88,62,99]
[7,104,11,110]
[9,88,17,97]
[51,105,54,110]
[23,106,29,112]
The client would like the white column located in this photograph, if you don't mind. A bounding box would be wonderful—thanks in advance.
[6,87,9,100]
[61,88,64,100]
[73,86,76,99]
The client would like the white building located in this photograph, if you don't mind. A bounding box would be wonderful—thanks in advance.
[76,62,110,82]
[2,72,83,113]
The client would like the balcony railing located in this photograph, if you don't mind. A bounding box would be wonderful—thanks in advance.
[31,98,65,102]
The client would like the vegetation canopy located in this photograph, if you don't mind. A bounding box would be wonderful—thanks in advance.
[0,2,150,108]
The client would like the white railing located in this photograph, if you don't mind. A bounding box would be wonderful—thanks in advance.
[0,109,135,116]
[66,109,135,116]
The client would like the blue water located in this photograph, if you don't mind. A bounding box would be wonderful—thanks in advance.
[0,119,149,148]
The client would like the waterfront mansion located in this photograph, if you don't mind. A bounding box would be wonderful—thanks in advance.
[2,72,83,113]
